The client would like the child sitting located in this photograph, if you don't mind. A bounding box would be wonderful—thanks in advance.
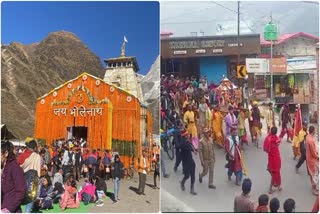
[60,180,79,210]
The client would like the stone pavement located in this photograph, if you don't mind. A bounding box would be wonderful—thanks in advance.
[89,174,159,213]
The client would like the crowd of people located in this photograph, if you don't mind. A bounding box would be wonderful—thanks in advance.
[1,137,160,213]
[160,74,319,212]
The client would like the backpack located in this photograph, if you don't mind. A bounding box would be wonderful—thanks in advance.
[53,155,59,164]
[103,156,111,166]
[22,169,39,205]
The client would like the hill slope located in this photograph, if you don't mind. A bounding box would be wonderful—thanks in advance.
[1,31,105,139]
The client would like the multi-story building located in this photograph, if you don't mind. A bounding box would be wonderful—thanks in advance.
[257,32,319,121]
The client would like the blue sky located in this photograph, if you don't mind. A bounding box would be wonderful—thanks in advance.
[2,1,159,75]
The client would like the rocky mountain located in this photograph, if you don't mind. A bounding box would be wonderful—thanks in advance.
[1,31,105,139]
[141,56,160,134]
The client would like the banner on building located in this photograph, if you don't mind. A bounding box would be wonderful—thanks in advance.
[255,89,268,99]
[287,56,317,71]
[246,58,269,73]
[270,57,287,73]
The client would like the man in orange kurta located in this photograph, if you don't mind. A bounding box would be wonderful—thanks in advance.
[137,149,150,195]
[212,105,224,147]
[305,126,319,195]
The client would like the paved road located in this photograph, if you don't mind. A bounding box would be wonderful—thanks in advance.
[161,109,318,212]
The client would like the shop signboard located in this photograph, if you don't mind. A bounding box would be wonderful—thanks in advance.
[161,34,261,58]
[287,56,316,71]
[246,58,269,73]
[270,57,287,73]
[255,89,268,99]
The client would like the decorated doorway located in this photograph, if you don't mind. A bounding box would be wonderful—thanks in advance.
[67,126,88,140]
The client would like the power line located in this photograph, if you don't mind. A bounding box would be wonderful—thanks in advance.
[161,19,236,25]
[210,1,238,14]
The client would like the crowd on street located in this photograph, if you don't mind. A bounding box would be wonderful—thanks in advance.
[1,137,160,213]
[160,74,319,212]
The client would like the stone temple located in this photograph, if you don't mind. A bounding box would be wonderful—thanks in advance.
[103,40,144,103]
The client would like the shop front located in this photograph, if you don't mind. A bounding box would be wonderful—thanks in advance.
[161,34,261,83]
[247,56,317,121]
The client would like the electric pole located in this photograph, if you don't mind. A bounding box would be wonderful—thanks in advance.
[237,1,240,87]
[237,1,240,64]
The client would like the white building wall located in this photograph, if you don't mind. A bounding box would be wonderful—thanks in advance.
[273,37,317,56]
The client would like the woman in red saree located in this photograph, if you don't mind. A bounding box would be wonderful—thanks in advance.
[263,127,282,194]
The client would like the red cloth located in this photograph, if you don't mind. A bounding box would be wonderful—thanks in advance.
[265,134,282,187]
[225,138,242,172]
[16,149,32,165]
[256,205,268,212]
[312,196,319,213]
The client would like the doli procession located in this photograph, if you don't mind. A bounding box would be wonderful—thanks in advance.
[160,74,319,212]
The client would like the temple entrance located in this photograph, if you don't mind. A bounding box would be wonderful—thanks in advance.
[67,126,88,141]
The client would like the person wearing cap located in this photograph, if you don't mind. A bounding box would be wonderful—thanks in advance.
[295,122,308,173]
[212,104,224,148]
[225,127,242,186]
[198,128,216,189]
[249,101,264,148]
[137,149,150,195]
[17,139,41,213]
[180,133,197,195]
[266,102,275,134]
[225,105,238,137]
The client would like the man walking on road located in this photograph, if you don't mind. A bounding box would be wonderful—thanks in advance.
[266,102,275,134]
[198,128,216,189]
[225,127,242,186]
[305,126,319,196]
[180,130,197,195]
[295,122,308,173]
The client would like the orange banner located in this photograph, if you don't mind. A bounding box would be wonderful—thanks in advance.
[270,57,287,73]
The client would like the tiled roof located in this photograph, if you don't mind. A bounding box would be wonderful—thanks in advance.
[261,32,319,46]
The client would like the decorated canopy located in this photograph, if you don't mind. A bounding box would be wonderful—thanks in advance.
[34,72,153,161]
